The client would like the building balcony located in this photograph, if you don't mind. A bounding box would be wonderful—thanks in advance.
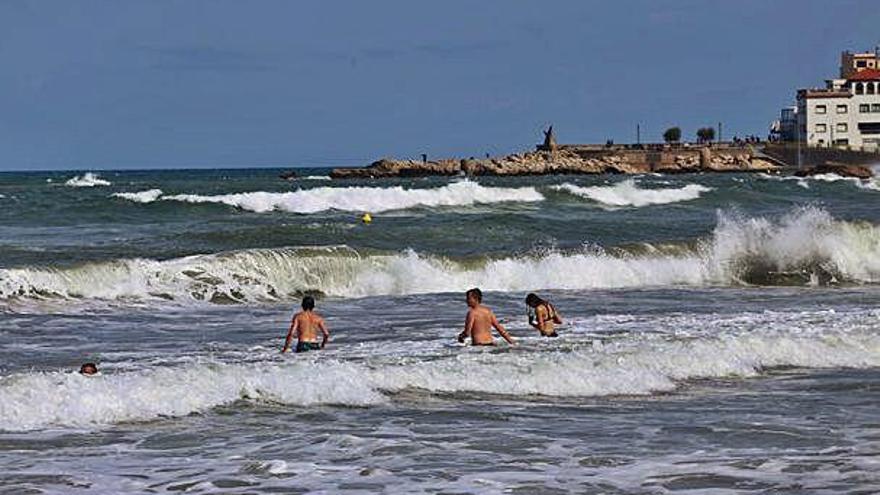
[797,88,852,99]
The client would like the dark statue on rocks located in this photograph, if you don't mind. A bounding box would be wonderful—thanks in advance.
[542,125,558,152]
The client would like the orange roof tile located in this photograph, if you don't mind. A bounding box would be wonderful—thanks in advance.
[848,68,880,81]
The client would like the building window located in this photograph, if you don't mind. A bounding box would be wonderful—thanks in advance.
[856,83,865,95]
[869,84,877,95]
[815,105,826,114]
[873,104,880,113]
[836,123,848,133]
[857,60,867,68]
[860,104,871,113]
[815,123,827,133]
[837,104,848,114]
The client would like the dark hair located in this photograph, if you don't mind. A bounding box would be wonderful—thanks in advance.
[79,362,98,375]
[466,288,482,303]
[301,295,315,310]
[525,293,544,308]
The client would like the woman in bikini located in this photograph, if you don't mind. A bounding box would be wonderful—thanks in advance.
[525,293,562,337]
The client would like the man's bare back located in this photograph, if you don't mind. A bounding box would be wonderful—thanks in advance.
[457,288,515,346]
[282,296,330,353]
[294,311,326,342]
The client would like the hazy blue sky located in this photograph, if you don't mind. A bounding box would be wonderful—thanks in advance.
[1,0,878,170]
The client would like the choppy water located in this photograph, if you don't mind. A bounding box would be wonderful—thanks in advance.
[1,168,880,493]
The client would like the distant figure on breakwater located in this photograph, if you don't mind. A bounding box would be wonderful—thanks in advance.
[282,296,330,353]
[525,293,562,337]
[458,288,516,346]
[542,125,557,152]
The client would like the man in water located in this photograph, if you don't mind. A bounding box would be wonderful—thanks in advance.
[79,363,98,376]
[79,362,98,375]
[457,288,516,346]
[282,295,330,353]
[525,293,562,337]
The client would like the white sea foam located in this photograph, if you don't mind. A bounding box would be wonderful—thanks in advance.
[302,175,330,180]
[554,179,712,207]
[758,172,880,192]
[0,360,384,431]
[1,320,877,431]
[1,207,878,304]
[64,172,111,187]
[705,206,880,284]
[801,173,880,191]
[112,189,164,203]
[0,247,703,303]
[114,180,544,213]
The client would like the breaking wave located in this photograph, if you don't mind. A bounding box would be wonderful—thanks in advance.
[1,207,878,305]
[112,189,163,203]
[2,320,877,431]
[0,360,383,431]
[758,172,880,192]
[64,172,111,187]
[112,180,544,213]
[554,179,712,207]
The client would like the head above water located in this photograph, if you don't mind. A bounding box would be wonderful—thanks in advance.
[525,293,545,308]
[301,295,315,311]
[465,288,482,305]
[79,362,98,375]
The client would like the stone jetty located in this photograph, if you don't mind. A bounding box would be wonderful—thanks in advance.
[330,145,779,179]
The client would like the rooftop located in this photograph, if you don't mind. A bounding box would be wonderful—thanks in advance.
[848,68,880,81]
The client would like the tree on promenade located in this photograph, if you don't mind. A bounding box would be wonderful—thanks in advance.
[696,127,715,144]
[663,127,681,144]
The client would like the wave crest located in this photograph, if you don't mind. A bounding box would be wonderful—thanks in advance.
[708,207,880,285]
[554,179,711,207]
[0,360,383,431]
[64,173,111,187]
[113,180,544,213]
[1,321,877,431]
[1,208,879,305]
[112,189,163,203]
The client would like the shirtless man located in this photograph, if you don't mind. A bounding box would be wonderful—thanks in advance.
[457,288,516,346]
[282,295,330,353]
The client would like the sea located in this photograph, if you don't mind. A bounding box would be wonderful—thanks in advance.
[1,168,879,494]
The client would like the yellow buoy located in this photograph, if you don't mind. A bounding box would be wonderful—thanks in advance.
[361,213,372,224]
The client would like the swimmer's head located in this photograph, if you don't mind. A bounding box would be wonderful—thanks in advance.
[301,295,315,311]
[79,363,98,375]
[525,293,542,308]
[465,288,482,306]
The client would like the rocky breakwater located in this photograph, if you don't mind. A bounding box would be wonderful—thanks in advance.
[794,162,875,179]
[330,147,779,179]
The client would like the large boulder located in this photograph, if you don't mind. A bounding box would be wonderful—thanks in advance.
[793,162,874,179]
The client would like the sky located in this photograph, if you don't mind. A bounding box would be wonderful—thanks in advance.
[1,0,879,170]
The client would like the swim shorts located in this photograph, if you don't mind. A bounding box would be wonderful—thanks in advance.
[295,341,322,353]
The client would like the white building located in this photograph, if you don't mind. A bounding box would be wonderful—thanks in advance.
[792,50,880,150]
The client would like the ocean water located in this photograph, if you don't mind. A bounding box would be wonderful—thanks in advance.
[1,168,880,494]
